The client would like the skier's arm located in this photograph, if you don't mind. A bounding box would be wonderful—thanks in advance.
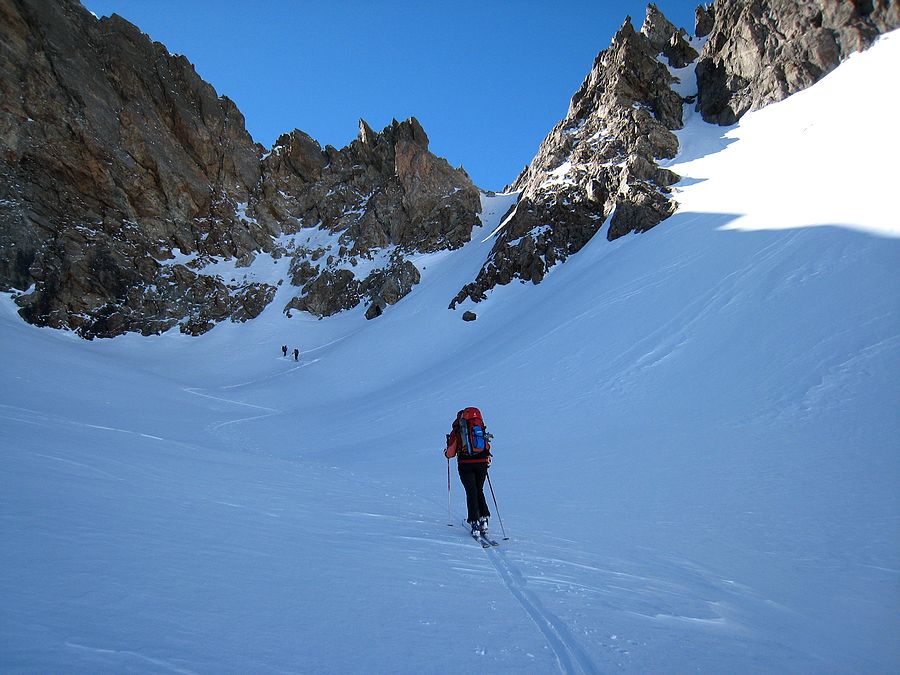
[444,432,458,458]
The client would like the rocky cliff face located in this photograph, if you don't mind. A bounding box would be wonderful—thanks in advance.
[696,0,900,124]
[252,117,480,319]
[0,0,479,337]
[0,0,275,336]
[450,5,696,310]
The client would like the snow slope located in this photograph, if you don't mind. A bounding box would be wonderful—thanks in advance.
[2,31,899,675]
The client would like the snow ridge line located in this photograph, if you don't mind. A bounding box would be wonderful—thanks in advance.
[484,548,599,674]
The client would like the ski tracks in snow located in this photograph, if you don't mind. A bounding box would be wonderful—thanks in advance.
[65,640,198,675]
[483,545,600,674]
[183,357,321,434]
[183,382,282,434]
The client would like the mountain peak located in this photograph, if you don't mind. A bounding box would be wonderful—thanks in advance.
[358,118,376,145]
[450,2,689,311]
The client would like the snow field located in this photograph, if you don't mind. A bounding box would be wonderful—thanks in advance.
[2,31,900,674]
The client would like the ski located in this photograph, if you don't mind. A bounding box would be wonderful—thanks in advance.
[480,533,500,547]
[463,521,499,547]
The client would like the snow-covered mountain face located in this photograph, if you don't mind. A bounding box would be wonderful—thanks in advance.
[2,25,899,673]
[4,1,896,339]
[452,0,899,310]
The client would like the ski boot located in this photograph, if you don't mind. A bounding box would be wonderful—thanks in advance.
[478,516,489,535]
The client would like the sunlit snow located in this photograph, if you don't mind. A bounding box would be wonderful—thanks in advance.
[1,30,899,675]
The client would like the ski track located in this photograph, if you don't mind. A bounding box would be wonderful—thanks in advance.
[182,387,280,413]
[0,404,167,442]
[30,452,125,481]
[183,385,282,434]
[449,511,599,673]
[64,641,198,675]
[182,356,325,433]
[219,357,322,390]
[484,546,600,675]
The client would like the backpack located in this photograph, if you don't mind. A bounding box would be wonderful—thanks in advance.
[457,407,492,456]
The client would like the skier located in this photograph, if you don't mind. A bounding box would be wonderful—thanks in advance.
[444,407,491,536]
[293,348,299,362]
[282,345,288,357]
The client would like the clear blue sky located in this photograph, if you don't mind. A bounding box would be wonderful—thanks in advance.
[82,1,701,190]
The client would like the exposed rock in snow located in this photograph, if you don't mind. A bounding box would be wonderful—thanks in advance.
[642,2,699,68]
[696,0,900,124]
[0,0,272,338]
[256,117,479,318]
[450,7,689,310]
[0,0,478,335]
[695,3,715,38]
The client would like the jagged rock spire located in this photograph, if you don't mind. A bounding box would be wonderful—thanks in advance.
[450,5,691,311]
[358,119,376,145]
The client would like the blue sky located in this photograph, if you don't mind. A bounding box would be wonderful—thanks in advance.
[82,1,701,190]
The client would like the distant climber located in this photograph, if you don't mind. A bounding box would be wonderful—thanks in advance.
[293,348,299,362]
[282,345,288,357]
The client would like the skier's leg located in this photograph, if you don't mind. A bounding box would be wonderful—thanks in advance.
[458,465,480,523]
[475,465,491,519]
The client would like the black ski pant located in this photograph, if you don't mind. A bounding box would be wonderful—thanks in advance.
[458,462,490,523]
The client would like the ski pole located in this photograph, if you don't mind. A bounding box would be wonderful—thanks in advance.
[486,471,508,540]
[447,457,453,526]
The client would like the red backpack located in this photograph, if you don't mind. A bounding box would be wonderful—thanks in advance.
[457,407,491,456]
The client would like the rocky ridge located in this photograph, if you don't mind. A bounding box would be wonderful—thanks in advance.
[252,117,480,320]
[449,0,899,312]
[0,0,281,336]
[450,5,696,310]
[0,0,479,337]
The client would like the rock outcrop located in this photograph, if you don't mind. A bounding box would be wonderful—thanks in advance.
[0,0,479,336]
[0,0,274,337]
[451,6,693,310]
[696,0,900,124]
[253,117,480,318]
[643,3,700,68]
[695,4,716,38]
